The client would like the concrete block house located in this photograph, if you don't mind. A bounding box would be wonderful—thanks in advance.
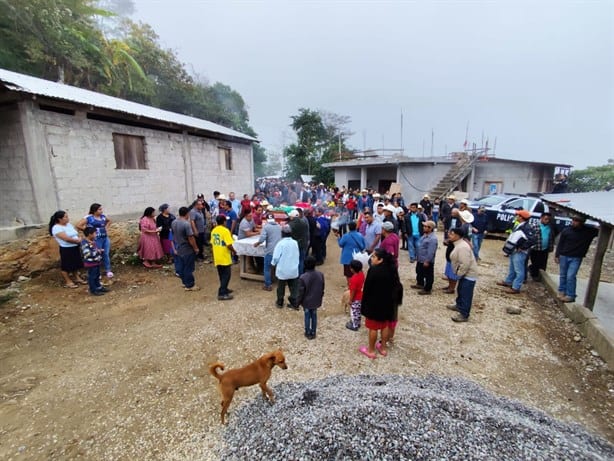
[0,68,256,242]
[324,152,569,204]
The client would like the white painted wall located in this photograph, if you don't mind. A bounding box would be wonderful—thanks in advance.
[332,160,555,204]
[473,162,553,196]
[397,164,452,203]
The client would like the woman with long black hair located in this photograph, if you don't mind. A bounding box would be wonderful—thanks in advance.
[138,207,165,268]
[359,248,403,359]
[49,210,85,288]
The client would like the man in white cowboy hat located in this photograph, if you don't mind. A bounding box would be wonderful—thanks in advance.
[441,194,458,239]
[357,189,373,211]
[374,202,385,223]
[419,194,433,218]
[382,204,398,232]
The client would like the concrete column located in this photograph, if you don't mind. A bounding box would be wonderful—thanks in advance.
[18,101,58,221]
[360,167,367,190]
[468,164,476,199]
[181,131,194,203]
[248,143,255,189]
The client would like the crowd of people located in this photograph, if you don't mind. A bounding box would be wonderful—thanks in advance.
[48,181,599,358]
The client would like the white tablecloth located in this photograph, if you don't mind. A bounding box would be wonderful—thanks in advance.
[233,235,265,257]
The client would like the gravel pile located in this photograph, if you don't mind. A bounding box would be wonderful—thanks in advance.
[220,375,613,460]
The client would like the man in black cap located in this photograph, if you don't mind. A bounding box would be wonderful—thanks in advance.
[554,215,598,303]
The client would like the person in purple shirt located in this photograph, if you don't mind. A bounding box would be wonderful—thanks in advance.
[379,221,399,267]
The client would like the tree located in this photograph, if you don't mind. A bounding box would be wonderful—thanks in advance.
[568,163,614,192]
[284,108,327,180]
[252,144,267,178]
[0,0,146,92]
[263,149,283,177]
[283,108,352,184]
[0,1,266,173]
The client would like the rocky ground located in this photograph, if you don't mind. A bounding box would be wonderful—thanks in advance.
[0,235,612,460]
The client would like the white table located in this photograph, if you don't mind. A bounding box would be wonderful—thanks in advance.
[233,236,270,281]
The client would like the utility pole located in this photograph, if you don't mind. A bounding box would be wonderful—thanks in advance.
[430,129,434,156]
[400,110,404,155]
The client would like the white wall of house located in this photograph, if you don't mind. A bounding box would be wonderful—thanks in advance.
[331,159,556,203]
[0,101,254,237]
[473,162,553,196]
[397,163,452,203]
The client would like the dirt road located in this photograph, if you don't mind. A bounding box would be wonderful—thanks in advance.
[1,237,612,460]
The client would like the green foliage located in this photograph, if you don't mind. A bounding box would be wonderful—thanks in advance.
[252,144,267,177]
[0,0,267,174]
[283,108,351,184]
[568,163,614,192]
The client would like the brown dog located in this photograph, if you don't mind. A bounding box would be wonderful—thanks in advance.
[341,289,351,314]
[209,348,288,424]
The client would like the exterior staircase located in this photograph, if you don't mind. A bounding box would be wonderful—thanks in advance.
[429,152,482,201]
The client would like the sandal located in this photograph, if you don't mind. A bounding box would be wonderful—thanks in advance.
[63,283,78,289]
[75,279,88,285]
[143,261,153,268]
[375,341,388,356]
[358,345,377,359]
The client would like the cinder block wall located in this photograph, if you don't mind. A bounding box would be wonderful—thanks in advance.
[1,104,254,237]
[0,107,37,227]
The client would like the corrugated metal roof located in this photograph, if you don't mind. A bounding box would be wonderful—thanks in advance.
[541,191,614,227]
[0,68,257,142]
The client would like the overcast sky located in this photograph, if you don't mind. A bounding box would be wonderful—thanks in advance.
[131,0,613,169]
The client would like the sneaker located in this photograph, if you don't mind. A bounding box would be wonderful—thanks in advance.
[91,291,105,296]
[410,284,424,290]
[106,271,114,278]
[451,313,469,322]
[504,288,521,294]
[97,287,110,293]
[345,321,359,331]
[557,291,565,299]
[218,294,233,301]
[275,302,284,308]
[560,296,575,303]
[185,286,201,291]
[287,303,299,310]
[262,285,272,291]
[418,290,432,295]
[496,281,511,287]
[446,304,459,312]
[307,334,316,340]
